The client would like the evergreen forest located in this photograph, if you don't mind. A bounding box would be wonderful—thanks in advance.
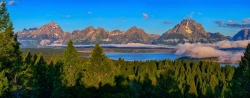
[0,2,250,98]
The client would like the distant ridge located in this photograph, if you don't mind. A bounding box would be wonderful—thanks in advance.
[17,20,231,48]
[17,22,156,48]
[232,29,250,41]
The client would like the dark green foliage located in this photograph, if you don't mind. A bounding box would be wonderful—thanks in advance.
[62,40,81,87]
[3,42,244,97]
[21,53,52,98]
[0,2,23,97]
[82,43,116,88]
[0,70,8,97]
[231,43,250,97]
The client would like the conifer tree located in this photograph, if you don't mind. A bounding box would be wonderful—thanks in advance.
[62,40,81,87]
[232,43,250,97]
[21,52,38,97]
[82,43,115,88]
[0,2,22,97]
[0,70,8,97]
[34,54,50,97]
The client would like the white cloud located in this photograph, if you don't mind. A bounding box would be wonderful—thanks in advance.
[175,40,250,63]
[161,21,173,24]
[88,11,92,14]
[143,13,148,19]
[198,12,202,15]
[213,40,250,48]
[242,18,250,23]
[228,20,233,23]
[97,18,104,21]
[215,20,250,28]
[8,0,17,5]
[59,14,71,18]
[185,12,194,19]
[65,15,71,18]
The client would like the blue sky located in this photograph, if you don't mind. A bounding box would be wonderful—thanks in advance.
[6,0,250,36]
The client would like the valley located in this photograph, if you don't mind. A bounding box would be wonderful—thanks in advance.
[21,47,239,65]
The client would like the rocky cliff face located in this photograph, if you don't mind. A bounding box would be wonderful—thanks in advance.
[121,26,152,44]
[148,34,160,40]
[232,29,250,41]
[71,26,152,44]
[71,26,110,44]
[17,22,153,47]
[17,20,230,47]
[156,20,229,45]
[157,20,210,44]
[109,30,124,44]
[17,21,70,48]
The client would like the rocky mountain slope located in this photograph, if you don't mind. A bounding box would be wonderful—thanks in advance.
[232,29,250,41]
[120,26,152,44]
[71,26,110,44]
[109,30,125,44]
[17,21,70,47]
[156,19,211,44]
[208,32,226,42]
[17,22,154,47]
[17,20,231,48]
[156,20,229,45]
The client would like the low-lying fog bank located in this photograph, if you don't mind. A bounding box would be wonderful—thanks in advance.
[175,40,250,64]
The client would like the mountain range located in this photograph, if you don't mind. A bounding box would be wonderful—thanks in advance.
[17,20,245,48]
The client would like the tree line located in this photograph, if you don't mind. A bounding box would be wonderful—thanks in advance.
[0,2,250,98]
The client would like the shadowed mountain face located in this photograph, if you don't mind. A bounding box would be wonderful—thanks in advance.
[232,29,250,41]
[17,20,231,48]
[208,32,226,42]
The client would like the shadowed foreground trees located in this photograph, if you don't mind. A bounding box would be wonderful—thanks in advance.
[231,43,250,97]
[1,40,249,97]
[1,1,250,97]
[0,2,23,97]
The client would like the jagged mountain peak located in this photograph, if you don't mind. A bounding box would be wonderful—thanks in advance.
[17,20,231,47]
[111,29,123,33]
[131,26,138,28]
[180,19,197,25]
[97,27,105,31]
[47,21,58,26]
[21,27,37,32]
[157,19,211,44]
[128,26,140,30]
[126,26,145,33]
[17,21,70,48]
[232,29,250,41]
[87,26,94,29]
[43,21,61,29]
[48,21,56,25]
[84,26,95,31]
